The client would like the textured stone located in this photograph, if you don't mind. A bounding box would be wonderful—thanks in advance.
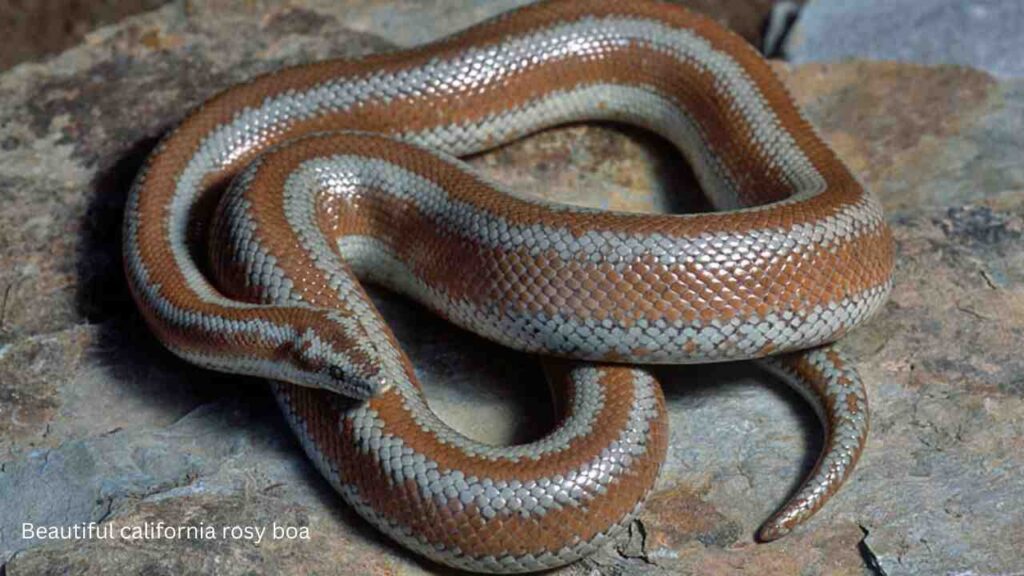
[1,2,1022,576]
[0,0,169,71]
[785,0,1024,79]
[293,0,794,50]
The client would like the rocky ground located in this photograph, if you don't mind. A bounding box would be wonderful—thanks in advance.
[1,1,1022,575]
[0,0,168,72]
[785,0,1024,78]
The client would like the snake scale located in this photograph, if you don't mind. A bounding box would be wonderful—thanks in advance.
[122,0,894,572]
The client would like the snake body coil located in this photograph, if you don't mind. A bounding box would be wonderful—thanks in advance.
[123,0,894,572]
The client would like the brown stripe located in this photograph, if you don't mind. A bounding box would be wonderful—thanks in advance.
[277,365,667,558]
[369,367,642,480]
[378,221,895,326]
[254,152,890,328]
[763,348,869,531]
[135,1,866,321]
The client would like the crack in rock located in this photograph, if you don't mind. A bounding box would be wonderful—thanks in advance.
[859,525,889,576]
[615,519,655,565]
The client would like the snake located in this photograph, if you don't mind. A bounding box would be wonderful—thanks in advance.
[122,0,894,572]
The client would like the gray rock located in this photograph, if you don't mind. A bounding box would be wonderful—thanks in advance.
[2,401,276,559]
[785,0,1024,78]
[314,0,793,49]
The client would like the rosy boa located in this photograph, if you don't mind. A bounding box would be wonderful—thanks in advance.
[123,0,894,572]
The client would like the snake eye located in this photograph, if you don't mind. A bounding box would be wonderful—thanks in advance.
[328,365,347,380]
[323,364,386,400]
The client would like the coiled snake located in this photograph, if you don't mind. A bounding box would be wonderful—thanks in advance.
[122,0,894,572]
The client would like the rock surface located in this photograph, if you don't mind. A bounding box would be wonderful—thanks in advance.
[306,0,794,51]
[0,0,169,72]
[785,0,1024,78]
[1,2,1023,575]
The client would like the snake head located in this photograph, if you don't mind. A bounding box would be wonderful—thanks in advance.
[285,312,389,400]
[290,345,387,400]
[324,364,388,400]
